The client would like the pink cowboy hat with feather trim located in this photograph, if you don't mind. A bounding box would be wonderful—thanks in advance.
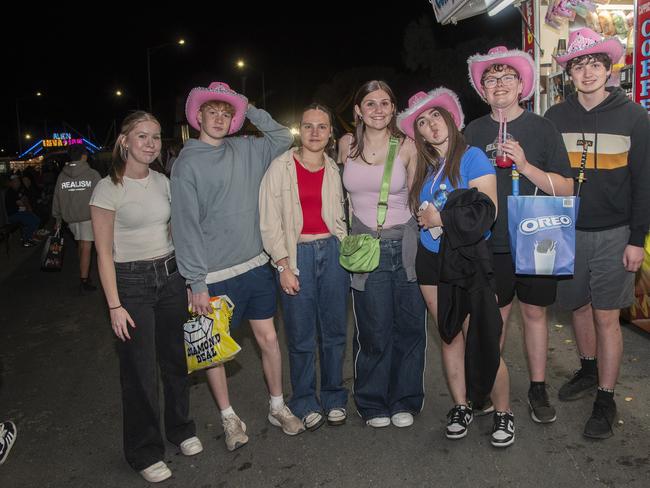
[467,46,536,101]
[397,87,464,140]
[555,28,624,68]
[185,81,248,134]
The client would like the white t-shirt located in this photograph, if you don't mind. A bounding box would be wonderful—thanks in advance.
[90,171,174,262]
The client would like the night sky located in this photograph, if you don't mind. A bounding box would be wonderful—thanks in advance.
[3,2,521,156]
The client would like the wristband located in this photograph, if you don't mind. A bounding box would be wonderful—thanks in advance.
[109,304,122,310]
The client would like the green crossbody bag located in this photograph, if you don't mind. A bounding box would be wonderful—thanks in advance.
[339,137,399,273]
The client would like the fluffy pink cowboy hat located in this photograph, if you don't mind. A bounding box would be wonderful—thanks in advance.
[467,46,536,101]
[555,27,624,68]
[185,81,248,134]
[397,87,465,140]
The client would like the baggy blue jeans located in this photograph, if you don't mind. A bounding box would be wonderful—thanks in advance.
[352,239,427,420]
[279,236,349,419]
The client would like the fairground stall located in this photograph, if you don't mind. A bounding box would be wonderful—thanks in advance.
[429,0,650,331]
[430,0,649,115]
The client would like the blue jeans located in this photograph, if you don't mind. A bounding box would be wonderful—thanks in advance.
[279,236,349,419]
[115,254,196,471]
[8,211,39,241]
[352,239,427,420]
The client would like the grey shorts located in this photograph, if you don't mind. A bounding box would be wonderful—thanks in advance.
[556,226,635,311]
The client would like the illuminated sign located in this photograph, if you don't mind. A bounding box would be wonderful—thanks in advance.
[636,0,650,113]
[42,132,84,148]
[521,0,535,109]
[42,138,83,148]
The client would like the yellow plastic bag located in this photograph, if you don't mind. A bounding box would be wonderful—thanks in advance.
[183,295,241,373]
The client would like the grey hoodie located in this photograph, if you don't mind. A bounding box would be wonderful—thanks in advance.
[171,107,293,293]
[52,159,101,223]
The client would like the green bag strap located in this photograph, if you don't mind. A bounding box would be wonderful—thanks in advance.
[376,137,399,236]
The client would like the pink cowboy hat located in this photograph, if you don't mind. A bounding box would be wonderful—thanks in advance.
[467,46,536,101]
[555,28,624,68]
[397,87,464,140]
[185,81,248,134]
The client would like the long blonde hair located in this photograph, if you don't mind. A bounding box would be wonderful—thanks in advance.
[110,111,162,185]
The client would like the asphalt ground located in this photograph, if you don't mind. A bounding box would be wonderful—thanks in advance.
[0,239,648,487]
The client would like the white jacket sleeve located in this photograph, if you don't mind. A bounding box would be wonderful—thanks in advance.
[259,160,289,264]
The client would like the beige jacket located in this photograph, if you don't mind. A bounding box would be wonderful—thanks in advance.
[259,147,347,274]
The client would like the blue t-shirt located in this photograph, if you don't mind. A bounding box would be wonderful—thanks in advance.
[419,146,494,253]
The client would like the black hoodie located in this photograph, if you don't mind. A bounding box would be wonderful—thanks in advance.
[545,87,650,247]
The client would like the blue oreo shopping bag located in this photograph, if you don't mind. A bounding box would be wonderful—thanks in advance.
[507,194,579,275]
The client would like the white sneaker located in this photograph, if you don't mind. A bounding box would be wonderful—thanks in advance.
[139,461,172,483]
[222,414,248,451]
[391,412,414,428]
[179,436,203,456]
[268,405,305,435]
[327,408,347,426]
[366,416,391,428]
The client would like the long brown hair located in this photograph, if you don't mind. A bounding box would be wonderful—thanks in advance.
[349,80,403,163]
[408,107,466,215]
[110,111,162,185]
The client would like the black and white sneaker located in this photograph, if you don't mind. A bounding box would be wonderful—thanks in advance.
[0,421,17,465]
[491,411,515,448]
[446,405,473,439]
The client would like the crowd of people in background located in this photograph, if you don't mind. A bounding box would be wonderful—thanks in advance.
[1,26,648,485]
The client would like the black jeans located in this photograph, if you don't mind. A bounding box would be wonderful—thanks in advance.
[115,254,196,471]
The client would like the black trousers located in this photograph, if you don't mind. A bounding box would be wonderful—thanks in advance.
[115,254,196,471]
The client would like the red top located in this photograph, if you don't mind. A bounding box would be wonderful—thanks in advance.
[294,156,329,234]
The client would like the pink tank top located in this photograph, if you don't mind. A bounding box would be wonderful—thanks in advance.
[343,154,412,229]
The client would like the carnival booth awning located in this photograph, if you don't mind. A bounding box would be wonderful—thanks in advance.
[429,0,647,116]
[431,0,519,25]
